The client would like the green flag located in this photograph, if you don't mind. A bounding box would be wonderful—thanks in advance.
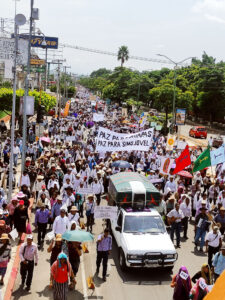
[193,147,211,173]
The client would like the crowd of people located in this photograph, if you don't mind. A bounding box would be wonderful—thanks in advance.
[0,89,224,299]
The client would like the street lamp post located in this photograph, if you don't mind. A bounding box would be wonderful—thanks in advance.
[8,12,26,201]
[157,54,194,128]
[21,0,34,173]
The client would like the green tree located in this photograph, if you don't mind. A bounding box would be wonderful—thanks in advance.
[117,45,129,67]
[90,68,111,78]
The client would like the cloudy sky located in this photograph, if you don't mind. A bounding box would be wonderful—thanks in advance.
[1,0,225,74]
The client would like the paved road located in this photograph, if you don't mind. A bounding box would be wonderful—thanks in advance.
[10,123,217,300]
[11,200,208,300]
[180,125,218,148]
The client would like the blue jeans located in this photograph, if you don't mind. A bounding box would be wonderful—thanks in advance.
[170,222,181,246]
[195,227,206,249]
[13,154,18,167]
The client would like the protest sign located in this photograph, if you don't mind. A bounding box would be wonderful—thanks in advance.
[199,280,207,290]
[210,146,225,166]
[77,187,93,195]
[94,206,118,220]
[166,134,176,151]
[156,125,162,131]
[179,271,189,280]
[66,136,76,142]
[93,113,105,122]
[96,127,154,152]
[140,117,147,128]
[177,141,187,150]
[160,157,174,175]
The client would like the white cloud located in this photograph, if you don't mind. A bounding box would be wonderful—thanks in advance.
[193,0,225,13]
[204,13,225,24]
[193,0,225,24]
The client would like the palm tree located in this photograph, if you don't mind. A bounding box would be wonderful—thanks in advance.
[117,45,129,67]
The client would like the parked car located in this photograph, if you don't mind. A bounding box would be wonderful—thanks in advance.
[189,126,207,139]
[212,136,224,148]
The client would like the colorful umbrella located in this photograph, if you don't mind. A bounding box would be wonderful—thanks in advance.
[62,230,94,242]
[112,160,131,169]
[40,137,51,143]
[177,170,193,178]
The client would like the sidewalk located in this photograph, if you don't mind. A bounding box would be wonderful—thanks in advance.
[1,157,22,300]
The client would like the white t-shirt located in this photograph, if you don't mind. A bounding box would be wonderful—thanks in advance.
[206,231,222,248]
[53,216,70,234]
[167,209,184,223]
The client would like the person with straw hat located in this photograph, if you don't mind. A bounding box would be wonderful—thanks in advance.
[205,225,222,267]
[0,233,11,285]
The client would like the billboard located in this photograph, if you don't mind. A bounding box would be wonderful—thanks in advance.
[19,34,58,49]
[30,59,45,65]
[0,37,28,65]
[175,108,186,125]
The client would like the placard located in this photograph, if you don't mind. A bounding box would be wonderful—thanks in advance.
[160,157,174,175]
[77,188,93,195]
[66,136,76,141]
[96,127,154,152]
[177,141,187,150]
[180,271,189,280]
[175,108,186,125]
[199,280,207,290]
[94,206,118,220]
[93,113,104,122]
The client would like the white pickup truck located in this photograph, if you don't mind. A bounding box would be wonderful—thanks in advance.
[111,207,178,271]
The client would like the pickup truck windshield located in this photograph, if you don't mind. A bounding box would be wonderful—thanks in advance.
[123,216,166,234]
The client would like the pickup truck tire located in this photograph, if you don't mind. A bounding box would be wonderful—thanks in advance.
[119,249,127,271]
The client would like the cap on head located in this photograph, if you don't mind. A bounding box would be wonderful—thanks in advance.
[27,234,33,240]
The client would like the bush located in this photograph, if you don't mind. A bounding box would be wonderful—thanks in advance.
[0,88,56,114]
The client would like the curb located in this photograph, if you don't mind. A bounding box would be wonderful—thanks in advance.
[3,198,34,300]
[4,234,25,300]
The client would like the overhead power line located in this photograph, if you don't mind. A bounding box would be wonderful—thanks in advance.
[61,43,178,66]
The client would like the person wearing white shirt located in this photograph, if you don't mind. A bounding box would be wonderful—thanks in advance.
[13,142,20,167]
[53,208,70,235]
[20,171,31,188]
[85,194,96,233]
[63,170,75,185]
[167,203,184,248]
[92,178,104,206]
[68,206,80,224]
[180,197,192,239]
[217,190,225,208]
[47,176,59,190]
[164,177,177,194]
[63,187,75,208]
[73,175,81,191]
[205,226,222,267]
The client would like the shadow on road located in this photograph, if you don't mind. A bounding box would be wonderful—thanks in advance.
[110,239,172,286]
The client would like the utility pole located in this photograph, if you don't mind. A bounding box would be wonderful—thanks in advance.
[63,66,71,101]
[52,59,65,118]
[21,0,34,172]
[57,62,61,118]
[8,12,26,201]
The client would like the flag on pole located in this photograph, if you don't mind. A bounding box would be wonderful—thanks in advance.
[173,145,191,174]
[193,147,211,173]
